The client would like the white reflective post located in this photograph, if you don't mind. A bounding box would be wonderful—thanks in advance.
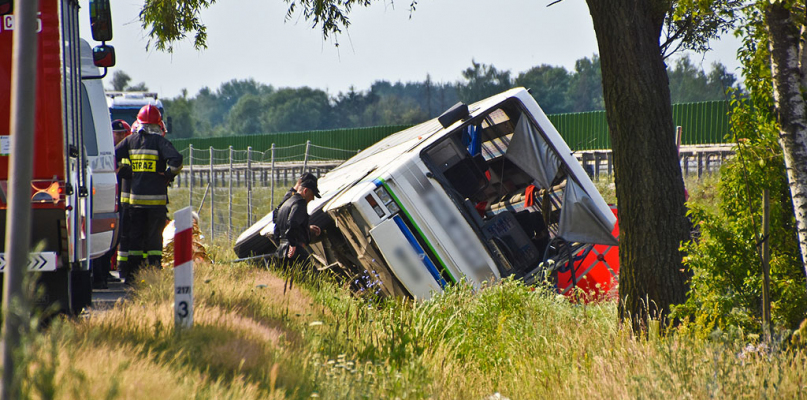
[173,207,194,329]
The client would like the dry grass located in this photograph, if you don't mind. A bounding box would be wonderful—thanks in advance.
[8,206,807,399]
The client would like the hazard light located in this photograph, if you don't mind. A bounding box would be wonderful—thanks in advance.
[31,181,63,204]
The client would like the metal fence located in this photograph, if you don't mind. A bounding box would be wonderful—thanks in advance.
[169,125,411,157]
[168,141,355,243]
[167,138,734,244]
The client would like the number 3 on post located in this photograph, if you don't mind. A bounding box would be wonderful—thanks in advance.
[174,207,194,329]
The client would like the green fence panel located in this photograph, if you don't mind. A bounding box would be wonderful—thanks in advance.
[548,100,729,150]
[170,125,411,164]
[548,110,611,151]
[170,101,730,157]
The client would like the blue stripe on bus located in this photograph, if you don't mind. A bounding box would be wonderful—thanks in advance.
[392,215,447,288]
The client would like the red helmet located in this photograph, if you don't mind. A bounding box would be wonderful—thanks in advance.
[136,104,166,135]
[111,119,131,134]
[137,104,162,125]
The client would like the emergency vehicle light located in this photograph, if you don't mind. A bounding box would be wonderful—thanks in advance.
[31,181,63,204]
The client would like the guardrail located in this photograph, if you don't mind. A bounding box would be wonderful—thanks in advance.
[577,145,734,180]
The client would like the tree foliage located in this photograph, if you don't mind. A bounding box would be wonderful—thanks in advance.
[109,70,131,92]
[665,0,745,57]
[108,70,149,92]
[676,95,807,333]
[161,89,195,138]
[667,56,736,103]
[158,57,734,138]
[139,0,215,52]
[458,60,513,103]
[567,55,604,112]
[515,65,571,115]
[674,0,807,334]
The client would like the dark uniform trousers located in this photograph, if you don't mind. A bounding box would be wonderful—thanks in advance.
[127,206,167,273]
[115,131,183,282]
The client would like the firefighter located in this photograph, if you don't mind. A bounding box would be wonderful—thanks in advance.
[112,118,131,145]
[115,105,182,283]
[273,175,321,265]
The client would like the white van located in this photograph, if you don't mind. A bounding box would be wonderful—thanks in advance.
[80,39,118,259]
[237,88,618,300]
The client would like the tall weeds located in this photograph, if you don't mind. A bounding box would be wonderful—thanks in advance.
[4,252,805,399]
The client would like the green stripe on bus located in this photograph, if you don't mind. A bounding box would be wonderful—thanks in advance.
[379,179,456,284]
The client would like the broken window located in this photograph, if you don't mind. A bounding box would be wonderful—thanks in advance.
[422,99,615,280]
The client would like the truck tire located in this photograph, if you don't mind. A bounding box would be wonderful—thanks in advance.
[70,269,92,315]
[38,269,71,315]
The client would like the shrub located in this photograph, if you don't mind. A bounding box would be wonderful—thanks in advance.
[674,94,807,335]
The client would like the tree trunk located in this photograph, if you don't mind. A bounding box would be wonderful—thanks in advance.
[585,0,691,331]
[765,3,807,283]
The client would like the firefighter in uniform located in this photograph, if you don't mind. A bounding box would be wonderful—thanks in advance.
[115,105,182,283]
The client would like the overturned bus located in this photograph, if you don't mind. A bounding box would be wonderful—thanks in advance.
[235,88,619,300]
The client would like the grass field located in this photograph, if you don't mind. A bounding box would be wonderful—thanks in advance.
[11,258,807,399]
[7,172,807,399]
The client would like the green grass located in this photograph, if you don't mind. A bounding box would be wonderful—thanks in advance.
[6,171,805,399]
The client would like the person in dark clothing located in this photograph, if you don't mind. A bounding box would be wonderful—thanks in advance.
[273,176,321,264]
[115,105,183,283]
[274,172,318,218]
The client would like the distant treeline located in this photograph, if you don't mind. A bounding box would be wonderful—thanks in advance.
[148,55,738,139]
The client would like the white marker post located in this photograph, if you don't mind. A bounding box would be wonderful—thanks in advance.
[173,207,194,329]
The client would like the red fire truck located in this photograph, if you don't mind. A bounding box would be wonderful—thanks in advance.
[0,0,115,314]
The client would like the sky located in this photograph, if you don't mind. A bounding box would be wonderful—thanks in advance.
[79,0,744,99]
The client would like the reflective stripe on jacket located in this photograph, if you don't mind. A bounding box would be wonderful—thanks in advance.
[116,132,183,207]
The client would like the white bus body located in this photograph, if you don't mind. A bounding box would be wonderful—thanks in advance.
[238,88,618,300]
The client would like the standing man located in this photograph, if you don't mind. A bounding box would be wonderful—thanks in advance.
[116,105,182,283]
[273,175,321,265]
[273,172,318,218]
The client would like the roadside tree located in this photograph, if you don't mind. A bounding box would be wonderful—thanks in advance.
[679,0,807,293]
[138,0,740,331]
[515,65,572,114]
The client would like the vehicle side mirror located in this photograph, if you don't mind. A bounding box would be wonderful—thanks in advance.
[165,116,173,134]
[438,102,470,129]
[93,45,115,68]
[89,0,113,42]
[0,0,13,17]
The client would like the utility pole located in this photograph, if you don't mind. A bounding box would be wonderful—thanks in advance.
[2,1,41,399]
